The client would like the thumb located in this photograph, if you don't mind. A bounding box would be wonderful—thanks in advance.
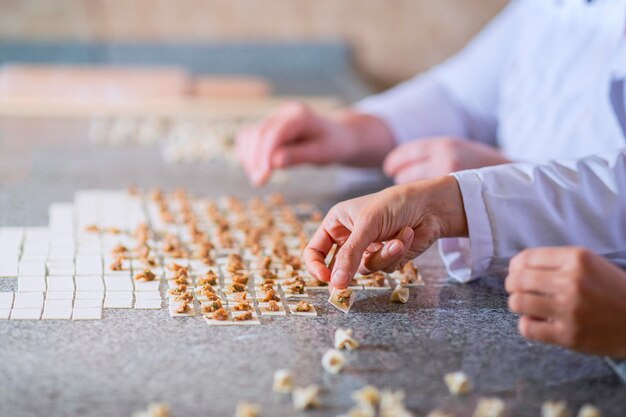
[330,221,376,288]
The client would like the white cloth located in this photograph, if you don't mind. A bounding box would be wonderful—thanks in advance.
[451,149,626,279]
[357,0,626,281]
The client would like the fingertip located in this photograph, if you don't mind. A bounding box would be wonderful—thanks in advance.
[271,149,289,169]
[384,239,404,258]
[330,268,350,287]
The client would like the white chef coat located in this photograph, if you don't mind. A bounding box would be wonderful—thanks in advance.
[357,0,626,281]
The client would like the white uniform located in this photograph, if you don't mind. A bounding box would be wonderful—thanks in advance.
[358,0,626,281]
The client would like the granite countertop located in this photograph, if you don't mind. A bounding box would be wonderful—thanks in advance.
[0,119,624,417]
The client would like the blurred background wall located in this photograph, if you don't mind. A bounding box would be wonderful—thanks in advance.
[0,0,507,89]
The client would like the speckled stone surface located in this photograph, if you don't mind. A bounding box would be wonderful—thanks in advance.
[0,120,624,417]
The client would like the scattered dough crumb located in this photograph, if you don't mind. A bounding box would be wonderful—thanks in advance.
[322,348,346,374]
[351,385,380,408]
[293,385,320,410]
[542,401,571,417]
[444,371,472,395]
[577,404,601,417]
[379,389,412,417]
[272,369,294,394]
[335,328,360,350]
[390,285,409,303]
[234,401,261,417]
[473,397,505,417]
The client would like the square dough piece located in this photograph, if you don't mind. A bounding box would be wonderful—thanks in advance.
[231,310,261,325]
[0,292,14,308]
[168,303,196,317]
[44,299,73,309]
[104,294,133,309]
[13,292,44,309]
[0,308,11,319]
[134,280,161,292]
[74,299,102,309]
[328,288,356,314]
[75,291,104,300]
[203,315,234,326]
[75,276,105,292]
[104,276,133,291]
[42,307,73,320]
[17,275,47,292]
[288,303,318,317]
[282,288,309,298]
[259,305,287,316]
[18,262,46,276]
[134,299,162,309]
[72,307,103,320]
[47,275,75,292]
[11,308,42,320]
[46,291,75,300]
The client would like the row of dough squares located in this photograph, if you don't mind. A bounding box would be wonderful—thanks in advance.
[0,188,423,322]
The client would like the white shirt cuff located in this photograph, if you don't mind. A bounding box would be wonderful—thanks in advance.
[440,171,495,282]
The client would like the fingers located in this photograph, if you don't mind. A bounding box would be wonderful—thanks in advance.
[330,219,377,288]
[271,140,325,168]
[254,103,316,185]
[508,292,557,320]
[303,227,335,283]
[505,268,561,295]
[382,141,427,177]
[509,247,588,272]
[360,227,414,274]
[518,316,561,345]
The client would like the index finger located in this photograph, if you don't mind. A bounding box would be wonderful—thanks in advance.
[303,225,335,282]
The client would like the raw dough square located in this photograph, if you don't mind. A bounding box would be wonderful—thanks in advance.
[0,308,10,319]
[203,315,234,326]
[282,288,309,298]
[259,305,287,316]
[0,292,14,308]
[46,291,74,300]
[328,288,356,314]
[75,276,104,292]
[18,275,47,292]
[104,275,133,291]
[44,299,73,309]
[46,263,75,276]
[0,257,19,277]
[104,297,134,309]
[11,308,42,320]
[47,275,75,292]
[168,303,196,317]
[134,299,162,309]
[134,280,161,292]
[72,307,103,320]
[18,262,46,276]
[135,291,162,300]
[13,292,44,309]
[74,299,102,308]
[42,307,73,320]
[288,303,318,317]
[75,291,104,300]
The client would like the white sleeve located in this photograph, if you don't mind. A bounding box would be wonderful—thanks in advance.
[442,148,626,282]
[355,0,524,146]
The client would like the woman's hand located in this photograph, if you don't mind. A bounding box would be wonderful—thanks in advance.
[383,137,511,184]
[235,103,395,186]
[304,176,468,288]
[506,247,626,358]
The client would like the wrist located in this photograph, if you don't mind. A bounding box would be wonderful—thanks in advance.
[405,176,469,239]
[332,110,395,167]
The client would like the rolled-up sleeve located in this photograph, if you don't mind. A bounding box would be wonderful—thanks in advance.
[442,148,626,282]
[356,0,523,146]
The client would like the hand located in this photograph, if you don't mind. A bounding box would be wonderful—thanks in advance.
[235,102,395,186]
[506,247,626,358]
[304,176,468,289]
[383,137,511,184]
